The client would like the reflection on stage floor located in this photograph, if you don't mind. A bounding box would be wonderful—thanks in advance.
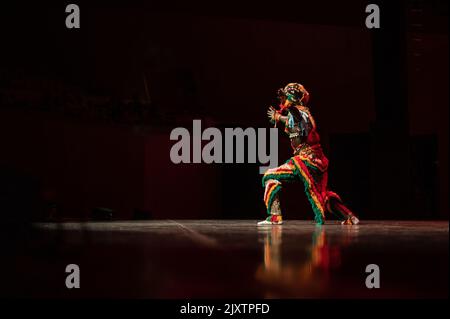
[3,220,448,298]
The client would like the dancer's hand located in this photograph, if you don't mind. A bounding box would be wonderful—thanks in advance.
[267,106,277,123]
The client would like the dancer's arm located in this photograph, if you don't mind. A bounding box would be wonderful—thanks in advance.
[267,106,288,126]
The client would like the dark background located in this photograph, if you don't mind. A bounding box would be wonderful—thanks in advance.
[0,0,448,222]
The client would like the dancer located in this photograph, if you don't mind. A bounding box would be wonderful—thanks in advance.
[258,83,359,225]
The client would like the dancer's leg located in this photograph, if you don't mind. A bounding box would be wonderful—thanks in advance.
[325,192,360,225]
[291,157,326,224]
[259,162,297,225]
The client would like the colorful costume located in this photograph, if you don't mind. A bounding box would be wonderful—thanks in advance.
[259,83,359,225]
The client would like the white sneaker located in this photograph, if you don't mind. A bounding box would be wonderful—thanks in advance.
[257,215,283,226]
[341,215,360,225]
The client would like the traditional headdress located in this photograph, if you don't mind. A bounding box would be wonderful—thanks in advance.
[277,83,310,109]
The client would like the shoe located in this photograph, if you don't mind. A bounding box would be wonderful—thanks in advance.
[257,215,283,226]
[341,215,360,225]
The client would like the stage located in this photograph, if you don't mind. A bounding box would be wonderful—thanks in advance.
[5,220,448,298]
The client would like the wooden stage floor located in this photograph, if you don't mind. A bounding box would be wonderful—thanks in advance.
[3,220,448,298]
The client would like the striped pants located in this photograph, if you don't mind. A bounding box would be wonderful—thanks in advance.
[262,152,355,224]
